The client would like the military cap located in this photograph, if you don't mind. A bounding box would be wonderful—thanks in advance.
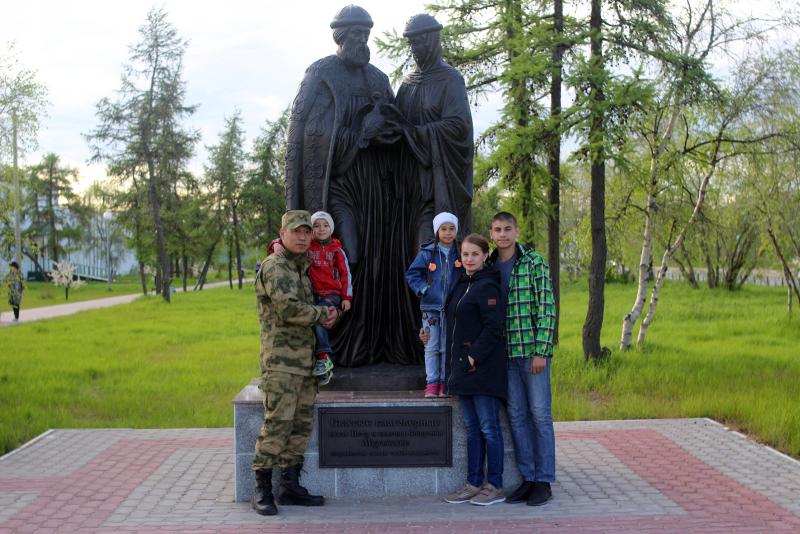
[403,13,443,37]
[281,210,313,230]
[330,5,374,29]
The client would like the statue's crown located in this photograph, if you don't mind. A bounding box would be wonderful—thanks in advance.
[330,5,374,29]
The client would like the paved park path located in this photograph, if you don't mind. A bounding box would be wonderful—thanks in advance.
[1,418,799,533]
[0,280,253,326]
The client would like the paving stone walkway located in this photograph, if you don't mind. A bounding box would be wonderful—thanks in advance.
[1,418,799,533]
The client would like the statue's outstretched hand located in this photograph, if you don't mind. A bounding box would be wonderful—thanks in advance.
[361,105,385,141]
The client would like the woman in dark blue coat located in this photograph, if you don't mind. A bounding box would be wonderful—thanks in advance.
[442,233,508,506]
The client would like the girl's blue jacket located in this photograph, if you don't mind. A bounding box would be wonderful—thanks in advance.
[405,241,462,312]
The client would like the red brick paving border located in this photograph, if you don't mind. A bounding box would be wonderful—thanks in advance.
[1,427,799,533]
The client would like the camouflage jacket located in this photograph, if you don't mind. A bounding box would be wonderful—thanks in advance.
[256,251,329,376]
[4,269,24,305]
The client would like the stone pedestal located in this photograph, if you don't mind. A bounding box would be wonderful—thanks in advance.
[233,380,522,502]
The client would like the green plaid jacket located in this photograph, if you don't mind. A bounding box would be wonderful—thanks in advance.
[489,244,556,358]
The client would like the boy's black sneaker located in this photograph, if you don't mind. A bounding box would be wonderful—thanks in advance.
[526,482,552,506]
[505,481,535,504]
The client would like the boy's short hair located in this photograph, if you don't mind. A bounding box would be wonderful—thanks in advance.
[490,211,517,228]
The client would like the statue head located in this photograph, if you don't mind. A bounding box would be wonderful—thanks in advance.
[403,14,443,71]
[331,5,374,68]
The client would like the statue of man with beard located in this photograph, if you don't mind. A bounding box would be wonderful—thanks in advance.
[387,14,474,246]
[284,5,419,366]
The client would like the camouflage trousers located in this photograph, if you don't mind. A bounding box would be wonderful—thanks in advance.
[252,371,318,471]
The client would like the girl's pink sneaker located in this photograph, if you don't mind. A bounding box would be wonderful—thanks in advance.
[424,383,438,398]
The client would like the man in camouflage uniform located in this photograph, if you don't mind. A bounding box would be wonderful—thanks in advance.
[252,210,339,516]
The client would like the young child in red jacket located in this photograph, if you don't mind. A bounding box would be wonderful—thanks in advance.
[269,211,352,385]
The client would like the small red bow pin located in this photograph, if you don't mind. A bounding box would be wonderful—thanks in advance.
[454,260,462,268]
[428,262,437,272]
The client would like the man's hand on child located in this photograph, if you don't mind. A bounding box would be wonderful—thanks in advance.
[322,306,339,329]
[341,300,351,312]
[273,243,286,256]
[419,328,430,344]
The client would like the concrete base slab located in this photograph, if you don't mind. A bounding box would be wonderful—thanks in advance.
[233,382,522,501]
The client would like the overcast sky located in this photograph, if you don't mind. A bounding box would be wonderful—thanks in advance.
[1,0,792,192]
[1,0,505,192]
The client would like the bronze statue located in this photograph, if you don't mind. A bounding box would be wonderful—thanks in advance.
[283,7,474,368]
[389,13,474,245]
[284,5,415,366]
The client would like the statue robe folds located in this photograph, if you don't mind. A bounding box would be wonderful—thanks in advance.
[285,54,420,366]
[394,60,474,244]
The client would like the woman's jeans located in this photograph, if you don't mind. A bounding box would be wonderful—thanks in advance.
[459,394,504,489]
[422,311,446,384]
[506,357,556,483]
[313,295,341,355]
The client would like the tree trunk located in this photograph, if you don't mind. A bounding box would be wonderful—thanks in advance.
[582,0,607,361]
[227,235,234,289]
[138,261,148,295]
[232,202,243,289]
[620,184,657,350]
[547,0,564,345]
[638,142,720,346]
[12,111,22,267]
[504,0,533,239]
[195,233,221,291]
[132,193,148,296]
[22,249,45,276]
[146,158,171,303]
[674,241,699,289]
[699,226,718,289]
[143,48,170,303]
[723,226,758,291]
[46,158,59,263]
[182,251,188,292]
[766,224,800,311]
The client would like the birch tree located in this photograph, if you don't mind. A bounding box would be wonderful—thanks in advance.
[620,0,786,349]
[636,56,782,345]
[0,43,48,266]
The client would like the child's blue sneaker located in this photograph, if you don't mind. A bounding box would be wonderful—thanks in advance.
[313,356,334,376]
[319,370,334,386]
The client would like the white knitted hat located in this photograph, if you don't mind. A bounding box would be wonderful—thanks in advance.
[310,211,335,232]
[433,212,458,237]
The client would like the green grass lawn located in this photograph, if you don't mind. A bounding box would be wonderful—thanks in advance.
[1,280,798,458]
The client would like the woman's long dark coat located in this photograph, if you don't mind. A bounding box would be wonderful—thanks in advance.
[444,267,507,400]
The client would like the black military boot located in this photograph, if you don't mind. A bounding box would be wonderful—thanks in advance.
[251,469,278,515]
[277,463,325,506]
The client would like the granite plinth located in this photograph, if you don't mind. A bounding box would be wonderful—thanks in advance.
[322,363,426,391]
[233,380,522,501]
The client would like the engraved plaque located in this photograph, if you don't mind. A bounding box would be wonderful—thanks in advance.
[318,406,452,468]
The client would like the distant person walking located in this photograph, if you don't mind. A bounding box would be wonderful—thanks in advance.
[4,261,25,322]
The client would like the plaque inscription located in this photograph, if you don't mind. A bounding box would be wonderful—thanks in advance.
[318,406,452,468]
